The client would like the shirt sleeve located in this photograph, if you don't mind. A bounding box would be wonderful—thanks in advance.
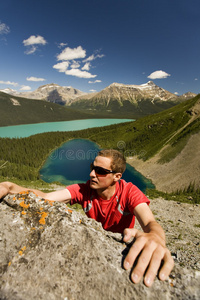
[67,181,90,205]
[127,184,150,214]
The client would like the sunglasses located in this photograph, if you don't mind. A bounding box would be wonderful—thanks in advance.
[90,162,115,176]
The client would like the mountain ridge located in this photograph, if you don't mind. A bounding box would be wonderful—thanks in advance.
[1,81,196,104]
[0,81,198,122]
[0,83,86,105]
[70,81,197,118]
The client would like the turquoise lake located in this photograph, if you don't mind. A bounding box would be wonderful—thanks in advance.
[40,139,155,193]
[0,119,133,138]
[0,118,154,192]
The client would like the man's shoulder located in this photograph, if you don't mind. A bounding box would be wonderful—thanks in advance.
[118,179,134,189]
[118,179,145,195]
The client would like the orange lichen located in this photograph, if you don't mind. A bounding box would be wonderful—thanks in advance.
[21,211,26,215]
[67,209,73,213]
[19,191,27,195]
[19,201,30,209]
[39,212,48,225]
[18,246,26,256]
[45,199,53,206]
[8,261,12,266]
[13,197,16,201]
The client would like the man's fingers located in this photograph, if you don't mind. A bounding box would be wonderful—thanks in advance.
[143,245,166,287]
[129,239,158,284]
[123,235,146,271]
[123,228,138,242]
[158,250,174,281]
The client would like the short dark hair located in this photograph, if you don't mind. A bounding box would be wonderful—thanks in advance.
[98,149,126,174]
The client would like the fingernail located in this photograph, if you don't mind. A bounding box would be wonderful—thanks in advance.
[160,272,166,280]
[132,273,139,283]
[145,276,152,286]
[124,261,130,270]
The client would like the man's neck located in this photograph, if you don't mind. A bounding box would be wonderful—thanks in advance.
[97,183,117,200]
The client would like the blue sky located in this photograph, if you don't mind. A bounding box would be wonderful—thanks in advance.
[0,0,199,95]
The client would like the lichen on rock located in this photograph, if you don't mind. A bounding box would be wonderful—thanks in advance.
[0,192,199,300]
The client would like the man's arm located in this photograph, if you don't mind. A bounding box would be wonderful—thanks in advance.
[0,181,71,203]
[123,203,174,287]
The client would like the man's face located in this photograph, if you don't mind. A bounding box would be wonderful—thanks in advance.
[89,156,116,190]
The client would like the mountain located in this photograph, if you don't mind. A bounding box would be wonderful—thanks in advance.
[1,81,197,120]
[179,91,197,100]
[70,81,197,118]
[75,81,178,102]
[0,91,96,127]
[0,83,86,105]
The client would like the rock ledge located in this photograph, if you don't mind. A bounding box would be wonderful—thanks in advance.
[0,192,199,300]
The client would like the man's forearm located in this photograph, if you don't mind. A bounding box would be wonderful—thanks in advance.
[0,181,46,199]
[0,181,71,203]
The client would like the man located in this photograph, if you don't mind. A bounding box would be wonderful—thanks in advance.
[0,149,174,287]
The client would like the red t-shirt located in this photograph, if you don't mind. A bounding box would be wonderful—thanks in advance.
[68,179,150,233]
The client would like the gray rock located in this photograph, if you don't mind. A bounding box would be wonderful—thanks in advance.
[0,192,199,300]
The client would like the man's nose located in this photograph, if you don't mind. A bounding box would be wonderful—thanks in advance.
[90,169,96,176]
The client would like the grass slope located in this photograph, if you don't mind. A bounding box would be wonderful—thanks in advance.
[70,97,183,119]
[87,95,200,161]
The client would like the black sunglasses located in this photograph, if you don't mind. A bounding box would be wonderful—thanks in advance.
[90,162,115,176]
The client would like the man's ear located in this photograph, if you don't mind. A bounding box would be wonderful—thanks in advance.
[113,172,122,182]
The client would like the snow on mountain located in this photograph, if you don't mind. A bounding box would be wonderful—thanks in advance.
[106,81,177,102]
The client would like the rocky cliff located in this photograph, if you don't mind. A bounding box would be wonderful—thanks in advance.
[0,192,200,300]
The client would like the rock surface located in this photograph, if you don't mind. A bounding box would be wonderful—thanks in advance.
[0,192,200,300]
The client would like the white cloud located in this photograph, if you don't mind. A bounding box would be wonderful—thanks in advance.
[0,80,18,86]
[88,80,102,83]
[195,78,198,81]
[23,35,47,55]
[83,53,104,62]
[26,77,46,82]
[0,21,10,35]
[89,89,97,92]
[57,46,86,61]
[23,35,47,46]
[53,61,70,72]
[71,60,81,69]
[58,42,68,48]
[24,46,37,55]
[82,62,91,71]
[20,85,32,91]
[174,92,179,95]
[65,68,97,78]
[147,70,171,79]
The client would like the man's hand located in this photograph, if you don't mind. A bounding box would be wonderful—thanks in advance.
[123,228,174,287]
